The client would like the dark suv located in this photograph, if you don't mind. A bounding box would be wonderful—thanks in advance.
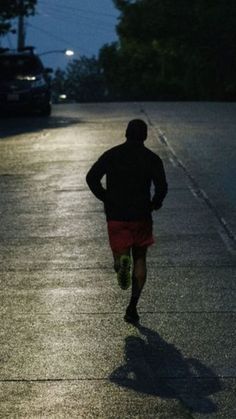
[0,48,52,116]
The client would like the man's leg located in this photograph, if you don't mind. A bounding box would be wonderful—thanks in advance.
[125,246,147,323]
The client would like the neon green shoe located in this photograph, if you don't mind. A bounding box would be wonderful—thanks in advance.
[117,255,131,290]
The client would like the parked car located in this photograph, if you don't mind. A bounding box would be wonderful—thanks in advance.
[0,47,53,116]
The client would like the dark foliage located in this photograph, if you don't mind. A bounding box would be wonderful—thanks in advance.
[0,0,36,35]
[52,56,107,103]
[99,0,236,100]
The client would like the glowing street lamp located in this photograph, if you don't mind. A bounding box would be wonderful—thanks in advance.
[64,49,74,56]
[39,49,75,57]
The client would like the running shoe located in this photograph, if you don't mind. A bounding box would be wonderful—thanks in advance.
[117,255,131,290]
[124,305,140,324]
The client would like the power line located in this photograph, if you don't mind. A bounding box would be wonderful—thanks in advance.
[27,22,75,48]
[40,0,118,19]
[39,2,117,28]
[37,7,117,36]
[27,22,95,55]
[27,2,118,57]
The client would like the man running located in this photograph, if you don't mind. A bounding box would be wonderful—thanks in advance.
[86,119,168,324]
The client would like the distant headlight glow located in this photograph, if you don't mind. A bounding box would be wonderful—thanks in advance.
[16,75,46,87]
[17,75,37,81]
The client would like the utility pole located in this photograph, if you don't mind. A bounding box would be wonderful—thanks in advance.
[17,0,25,50]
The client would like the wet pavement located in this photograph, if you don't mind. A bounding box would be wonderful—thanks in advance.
[0,103,235,418]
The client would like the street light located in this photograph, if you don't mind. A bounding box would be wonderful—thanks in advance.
[65,50,74,56]
[39,49,74,57]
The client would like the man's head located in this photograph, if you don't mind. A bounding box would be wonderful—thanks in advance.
[125,119,148,143]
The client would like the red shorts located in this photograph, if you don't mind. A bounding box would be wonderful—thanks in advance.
[107,220,154,253]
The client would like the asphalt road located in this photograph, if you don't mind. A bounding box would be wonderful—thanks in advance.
[0,103,235,418]
[143,102,236,242]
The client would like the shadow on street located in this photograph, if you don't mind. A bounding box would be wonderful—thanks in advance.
[109,324,222,414]
[0,114,82,139]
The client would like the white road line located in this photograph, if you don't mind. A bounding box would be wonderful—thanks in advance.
[148,116,236,254]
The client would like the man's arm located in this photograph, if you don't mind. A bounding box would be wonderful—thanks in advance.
[86,154,107,201]
[151,157,168,210]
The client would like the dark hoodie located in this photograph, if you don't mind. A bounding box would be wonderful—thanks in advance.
[86,139,168,221]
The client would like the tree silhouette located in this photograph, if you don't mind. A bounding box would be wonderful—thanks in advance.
[0,0,36,36]
[99,0,236,100]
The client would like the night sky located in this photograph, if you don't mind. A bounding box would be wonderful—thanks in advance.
[2,0,119,70]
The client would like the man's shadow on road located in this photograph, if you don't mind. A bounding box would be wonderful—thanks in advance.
[109,323,222,414]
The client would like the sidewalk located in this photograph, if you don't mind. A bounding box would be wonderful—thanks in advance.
[0,103,235,418]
